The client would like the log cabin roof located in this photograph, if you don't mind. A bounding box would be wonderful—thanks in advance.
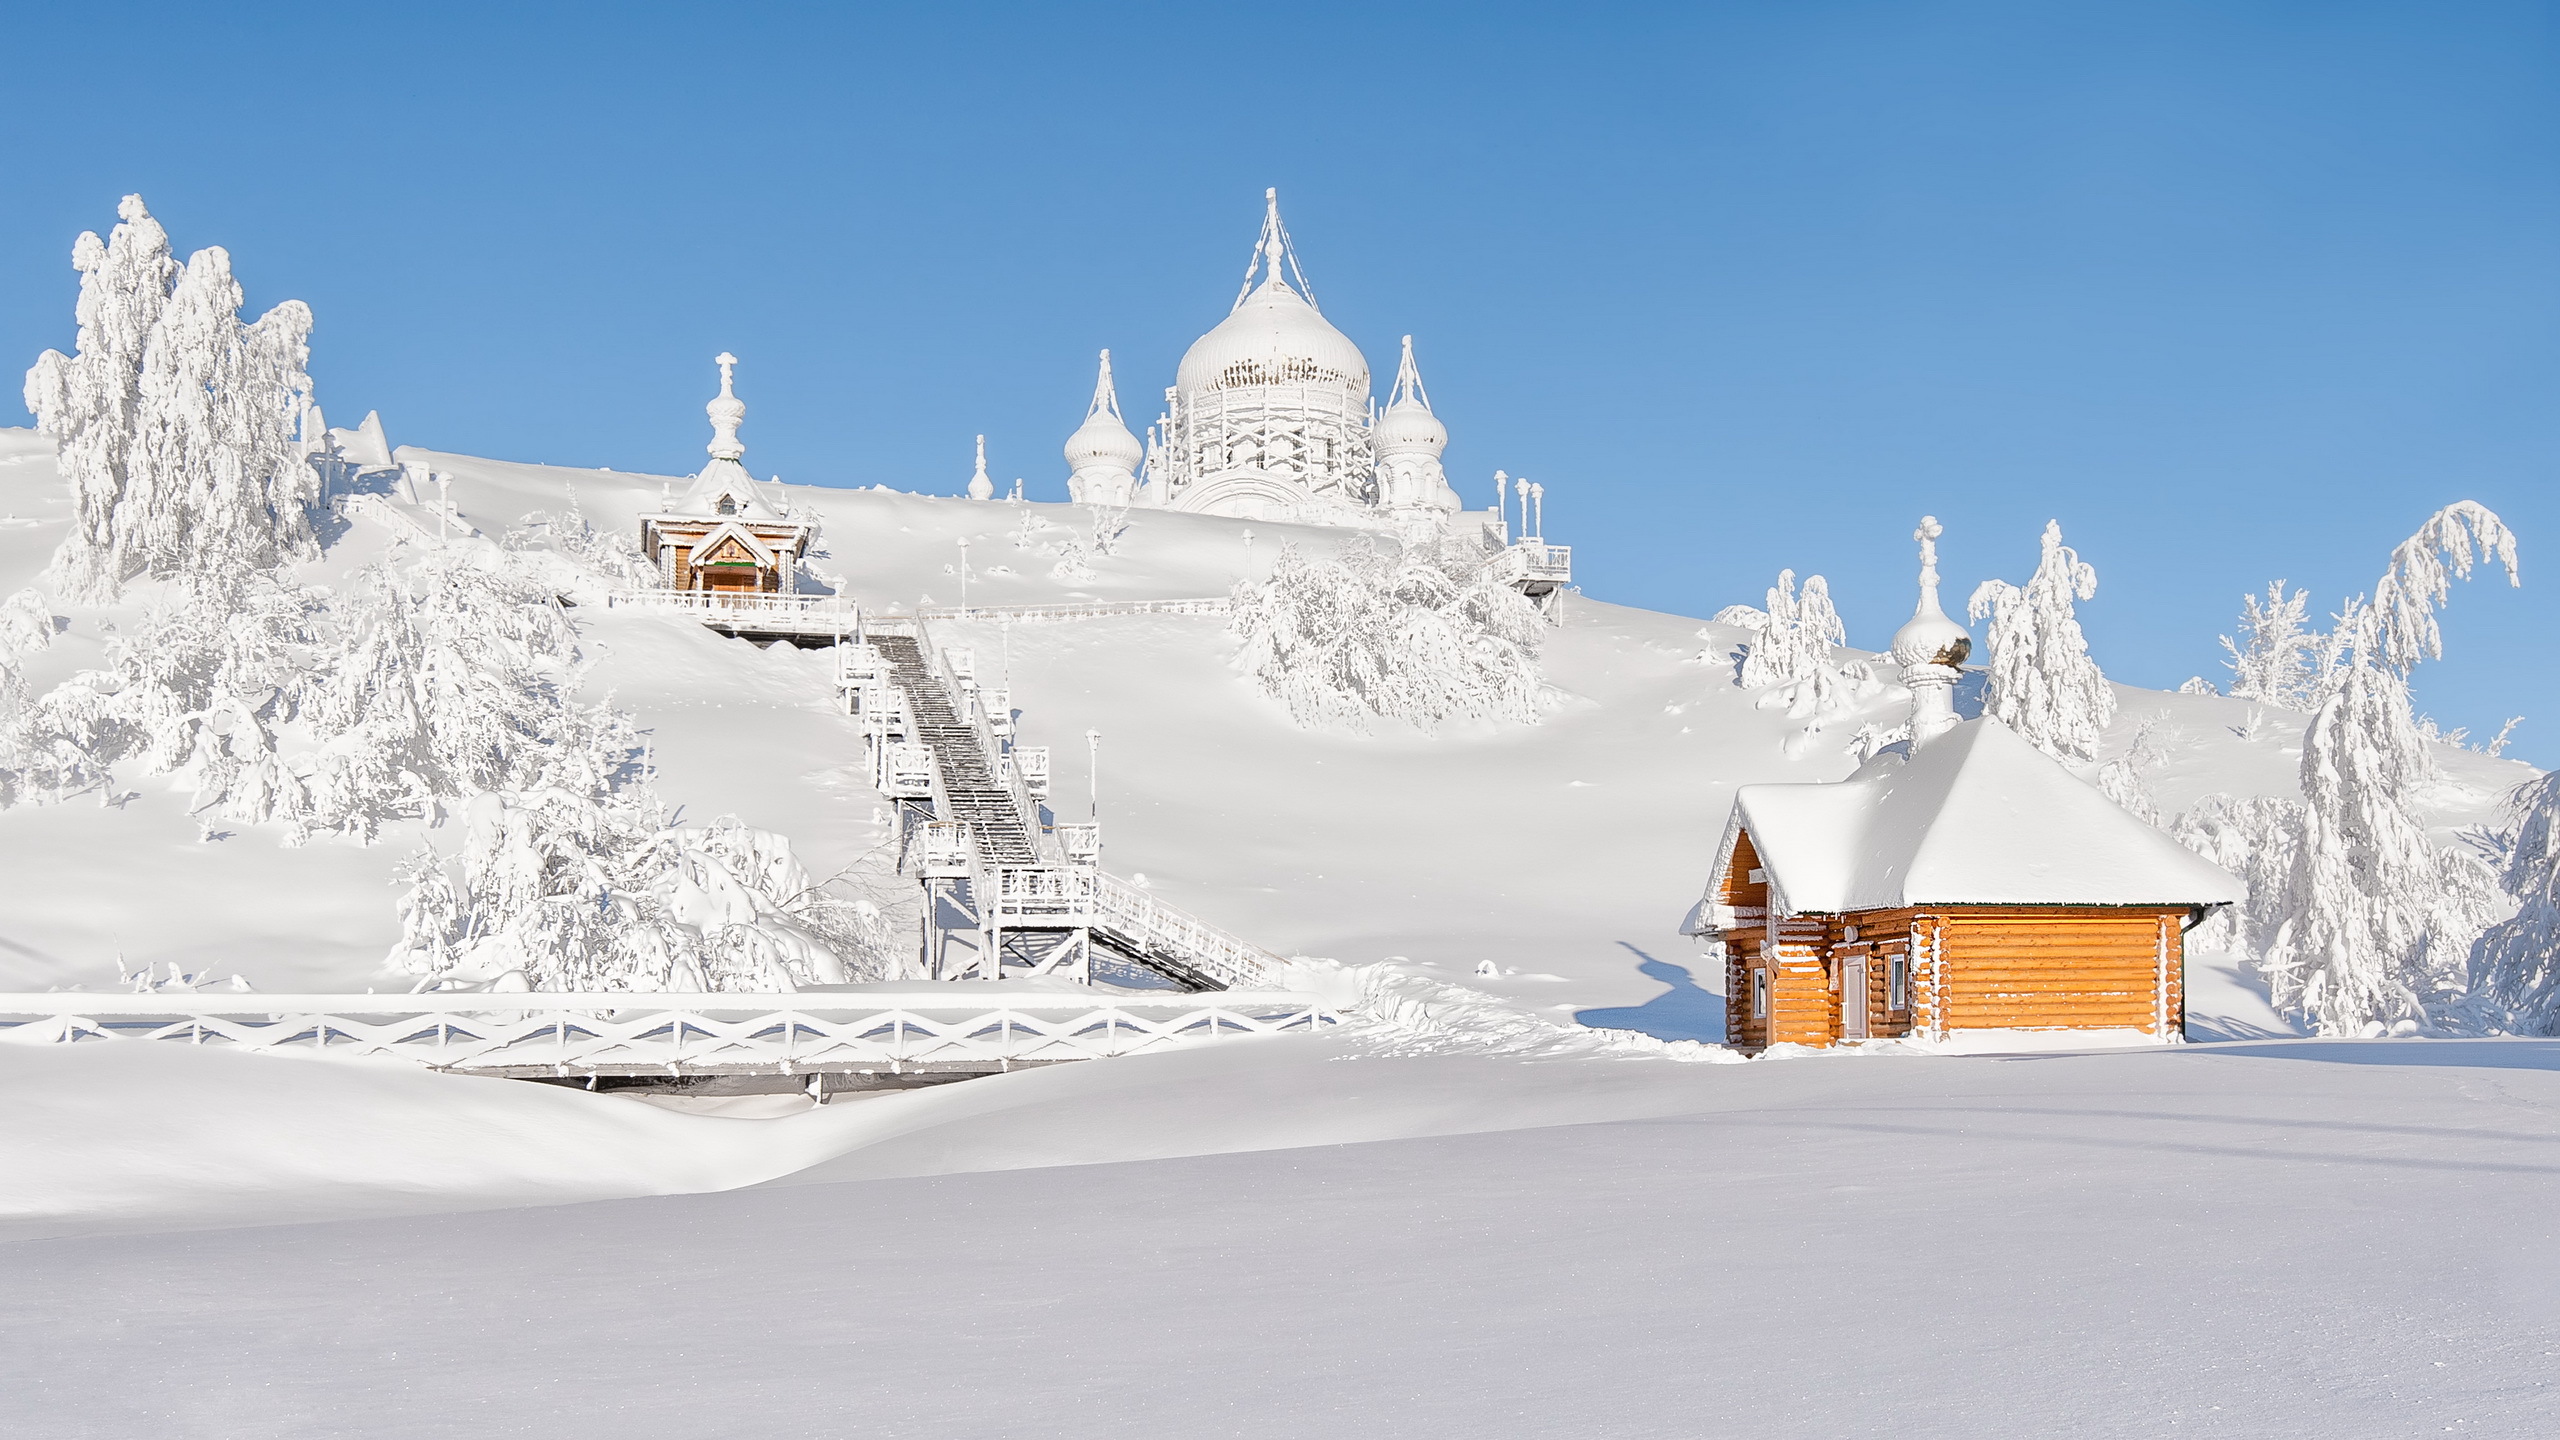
[1706,716,2243,916]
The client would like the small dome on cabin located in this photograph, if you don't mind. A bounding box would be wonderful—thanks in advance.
[1892,607,1970,670]
[1891,514,1971,669]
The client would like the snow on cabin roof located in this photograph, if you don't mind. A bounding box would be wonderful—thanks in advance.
[659,458,791,523]
[1711,717,2243,915]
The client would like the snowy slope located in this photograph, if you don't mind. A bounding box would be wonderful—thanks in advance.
[0,427,2536,1027]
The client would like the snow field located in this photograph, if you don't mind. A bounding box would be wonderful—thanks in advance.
[4,1038,2554,1438]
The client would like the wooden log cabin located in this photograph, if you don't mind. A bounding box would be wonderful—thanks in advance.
[639,354,814,597]
[1687,517,2243,1052]
[1696,716,2244,1051]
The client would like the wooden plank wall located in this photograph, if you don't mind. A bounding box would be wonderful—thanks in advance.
[1933,907,2183,1036]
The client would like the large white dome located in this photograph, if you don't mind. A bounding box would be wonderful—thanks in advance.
[1175,278,1370,397]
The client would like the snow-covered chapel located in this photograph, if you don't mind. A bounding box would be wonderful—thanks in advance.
[1691,519,2245,1050]
[639,353,813,596]
[1058,190,1468,529]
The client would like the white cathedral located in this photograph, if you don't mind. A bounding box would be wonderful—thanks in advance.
[1052,191,1468,530]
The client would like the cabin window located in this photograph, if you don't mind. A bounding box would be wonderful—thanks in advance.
[1887,956,1909,1012]
[1750,968,1769,1020]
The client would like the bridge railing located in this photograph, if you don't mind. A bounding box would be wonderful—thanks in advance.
[0,990,1340,1075]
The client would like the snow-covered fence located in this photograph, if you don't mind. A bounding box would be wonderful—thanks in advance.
[915,597,1231,624]
[608,589,860,638]
[0,989,1340,1080]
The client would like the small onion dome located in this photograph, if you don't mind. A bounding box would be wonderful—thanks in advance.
[1374,396,1446,458]
[1893,515,1972,668]
[966,435,995,501]
[1892,604,1971,670]
[1065,407,1143,473]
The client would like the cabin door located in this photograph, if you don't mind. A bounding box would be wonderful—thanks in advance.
[1841,957,1868,1039]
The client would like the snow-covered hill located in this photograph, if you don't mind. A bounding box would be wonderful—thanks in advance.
[1,426,2533,1032]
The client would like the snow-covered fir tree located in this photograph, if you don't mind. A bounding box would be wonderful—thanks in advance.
[21,195,314,600]
[1711,569,1880,747]
[2095,716,2168,826]
[1968,520,2114,763]
[1230,536,1550,732]
[2473,770,2560,1034]
[2193,501,2519,1034]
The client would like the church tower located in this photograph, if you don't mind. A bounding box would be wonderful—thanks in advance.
[1374,335,1460,522]
[1063,350,1142,506]
[1150,190,1376,520]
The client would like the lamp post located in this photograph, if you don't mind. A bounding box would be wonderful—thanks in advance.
[957,537,970,616]
[1241,527,1255,580]
[1085,728,1101,824]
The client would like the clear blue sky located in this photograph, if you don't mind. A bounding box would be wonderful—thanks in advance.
[5,3,2555,759]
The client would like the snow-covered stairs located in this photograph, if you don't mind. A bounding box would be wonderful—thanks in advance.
[871,634,1039,865]
[866,629,1291,993]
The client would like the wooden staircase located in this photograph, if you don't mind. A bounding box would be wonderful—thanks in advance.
[862,623,1287,992]
[871,635,1037,865]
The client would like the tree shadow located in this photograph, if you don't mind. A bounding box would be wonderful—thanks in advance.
[1574,942,1724,1043]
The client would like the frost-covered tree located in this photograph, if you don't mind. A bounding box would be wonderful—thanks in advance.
[2257,501,2517,1034]
[1716,570,1843,690]
[1712,570,1880,746]
[22,195,316,599]
[2474,770,2560,1033]
[387,795,857,993]
[2096,716,2168,827]
[2221,581,2316,707]
[1230,537,1550,732]
[2171,792,2307,961]
[1968,520,2114,763]
[2218,581,2356,711]
[22,196,175,601]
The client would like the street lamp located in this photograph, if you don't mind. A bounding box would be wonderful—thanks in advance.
[956,536,970,616]
[1085,728,1101,824]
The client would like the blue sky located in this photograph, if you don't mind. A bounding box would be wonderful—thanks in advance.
[4,2,2555,758]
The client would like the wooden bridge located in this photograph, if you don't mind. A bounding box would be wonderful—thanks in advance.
[0,989,1338,1095]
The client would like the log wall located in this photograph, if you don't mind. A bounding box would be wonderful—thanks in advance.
[1933,907,2183,1037]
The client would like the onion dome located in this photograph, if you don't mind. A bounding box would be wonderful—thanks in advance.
[1891,515,1973,669]
[705,352,746,462]
[966,434,995,501]
[1374,335,1447,458]
[1174,190,1369,398]
[1064,350,1144,474]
